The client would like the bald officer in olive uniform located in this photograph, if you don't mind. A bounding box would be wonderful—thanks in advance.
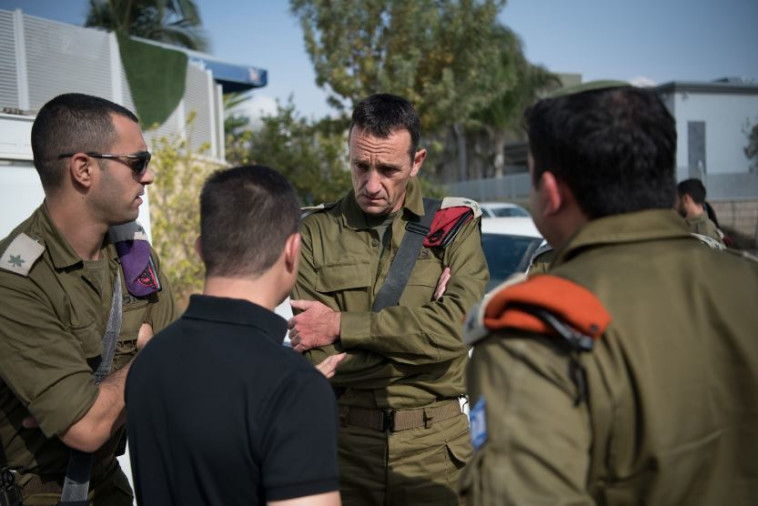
[0,94,177,505]
[462,84,758,505]
[288,93,488,505]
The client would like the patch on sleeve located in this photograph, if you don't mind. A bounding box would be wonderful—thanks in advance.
[469,396,488,451]
[0,233,45,276]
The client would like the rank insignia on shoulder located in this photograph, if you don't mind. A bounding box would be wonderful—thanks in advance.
[469,396,488,451]
[690,233,726,250]
[0,233,45,276]
[301,201,338,219]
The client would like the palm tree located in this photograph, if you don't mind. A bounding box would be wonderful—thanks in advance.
[472,26,560,177]
[85,0,209,51]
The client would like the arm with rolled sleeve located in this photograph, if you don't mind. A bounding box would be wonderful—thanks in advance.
[463,331,595,505]
[0,275,103,446]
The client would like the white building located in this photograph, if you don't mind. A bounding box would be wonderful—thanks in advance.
[656,79,758,200]
[448,79,758,241]
[0,8,266,238]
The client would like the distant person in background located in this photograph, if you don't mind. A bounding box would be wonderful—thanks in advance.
[125,166,342,506]
[676,178,725,245]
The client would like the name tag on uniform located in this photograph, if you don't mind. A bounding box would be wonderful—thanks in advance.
[469,396,488,451]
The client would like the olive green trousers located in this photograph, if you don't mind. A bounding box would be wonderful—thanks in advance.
[339,412,471,506]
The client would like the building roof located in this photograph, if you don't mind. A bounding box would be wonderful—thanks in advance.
[655,79,758,96]
[131,36,267,93]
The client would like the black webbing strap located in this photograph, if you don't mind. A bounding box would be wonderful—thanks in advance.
[372,198,440,312]
[58,276,122,506]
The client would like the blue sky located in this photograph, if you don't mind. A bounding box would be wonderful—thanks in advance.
[2,0,756,120]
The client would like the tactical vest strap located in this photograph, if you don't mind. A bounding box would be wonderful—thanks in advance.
[372,198,441,312]
[59,276,123,505]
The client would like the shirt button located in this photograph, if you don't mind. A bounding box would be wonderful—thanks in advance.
[372,239,379,247]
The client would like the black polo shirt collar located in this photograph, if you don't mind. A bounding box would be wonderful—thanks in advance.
[183,294,288,346]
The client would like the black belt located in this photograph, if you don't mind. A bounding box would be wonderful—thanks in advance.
[340,400,462,432]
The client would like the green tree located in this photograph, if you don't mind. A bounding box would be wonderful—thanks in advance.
[223,91,254,166]
[470,26,559,178]
[247,99,352,205]
[149,114,221,309]
[85,0,209,51]
[290,0,511,181]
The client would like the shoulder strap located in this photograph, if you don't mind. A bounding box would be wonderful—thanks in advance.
[372,198,441,312]
[93,275,123,384]
[59,275,123,505]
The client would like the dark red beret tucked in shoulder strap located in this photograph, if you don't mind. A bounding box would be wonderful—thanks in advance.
[424,197,481,249]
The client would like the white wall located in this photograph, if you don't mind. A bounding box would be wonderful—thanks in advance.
[673,91,758,177]
[0,9,226,162]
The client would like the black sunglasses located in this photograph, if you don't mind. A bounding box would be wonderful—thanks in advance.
[57,151,152,176]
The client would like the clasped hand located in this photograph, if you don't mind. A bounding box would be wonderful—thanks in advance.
[287,300,341,353]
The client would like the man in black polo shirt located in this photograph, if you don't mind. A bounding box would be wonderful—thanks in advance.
[125,165,342,506]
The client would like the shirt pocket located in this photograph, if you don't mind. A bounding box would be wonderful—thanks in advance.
[69,320,102,361]
[316,261,373,310]
[316,261,373,293]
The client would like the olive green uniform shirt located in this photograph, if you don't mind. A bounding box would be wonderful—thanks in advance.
[685,212,725,245]
[0,204,178,479]
[463,209,758,505]
[293,179,488,409]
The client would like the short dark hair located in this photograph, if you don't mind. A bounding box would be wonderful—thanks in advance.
[31,93,139,190]
[525,86,677,219]
[349,93,421,159]
[199,165,300,278]
[677,178,707,205]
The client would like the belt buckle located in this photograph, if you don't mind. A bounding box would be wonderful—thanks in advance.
[382,409,396,432]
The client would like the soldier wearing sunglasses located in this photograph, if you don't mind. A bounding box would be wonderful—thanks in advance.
[0,93,178,505]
